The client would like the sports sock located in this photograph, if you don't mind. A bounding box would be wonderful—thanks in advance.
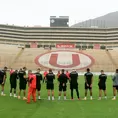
[52,96,54,100]
[64,96,66,100]
[38,96,40,99]
[104,96,107,99]
[58,96,61,100]
[48,96,50,100]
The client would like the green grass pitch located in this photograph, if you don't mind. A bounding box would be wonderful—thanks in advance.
[0,74,118,118]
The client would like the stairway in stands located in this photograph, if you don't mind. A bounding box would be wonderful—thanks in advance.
[105,50,117,69]
[9,48,25,68]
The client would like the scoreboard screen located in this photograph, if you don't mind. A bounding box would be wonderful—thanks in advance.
[50,16,69,27]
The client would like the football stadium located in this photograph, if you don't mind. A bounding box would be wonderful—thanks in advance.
[0,24,118,71]
[0,17,118,118]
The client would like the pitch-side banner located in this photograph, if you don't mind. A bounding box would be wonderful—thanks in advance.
[56,44,75,48]
[94,44,100,49]
[30,42,37,48]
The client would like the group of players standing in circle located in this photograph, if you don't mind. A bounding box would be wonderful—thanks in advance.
[0,66,118,103]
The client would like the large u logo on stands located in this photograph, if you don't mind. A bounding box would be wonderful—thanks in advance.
[49,54,80,68]
[35,50,94,70]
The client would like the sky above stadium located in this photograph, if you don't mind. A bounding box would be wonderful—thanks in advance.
[0,0,118,27]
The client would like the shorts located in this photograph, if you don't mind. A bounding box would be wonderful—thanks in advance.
[19,83,27,90]
[46,83,54,90]
[36,84,41,91]
[70,84,78,90]
[85,83,92,90]
[113,85,118,90]
[98,84,106,90]
[59,84,67,91]
[10,83,17,89]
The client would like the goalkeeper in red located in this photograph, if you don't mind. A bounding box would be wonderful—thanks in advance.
[27,70,36,103]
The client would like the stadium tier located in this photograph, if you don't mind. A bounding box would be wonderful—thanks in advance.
[0,24,118,48]
[0,24,118,71]
[0,43,118,72]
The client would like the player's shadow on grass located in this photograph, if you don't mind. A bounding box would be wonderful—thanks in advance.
[36,99,56,108]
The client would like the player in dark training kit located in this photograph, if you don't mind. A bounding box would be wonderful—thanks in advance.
[18,67,27,100]
[46,69,55,100]
[112,69,118,100]
[10,70,18,97]
[84,68,93,100]
[35,68,42,100]
[58,69,68,100]
[98,70,107,100]
[0,67,7,96]
[69,69,80,100]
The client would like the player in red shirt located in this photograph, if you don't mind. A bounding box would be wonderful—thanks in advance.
[66,70,70,80]
[27,70,36,103]
[43,70,48,83]
[10,68,14,75]
[57,70,60,80]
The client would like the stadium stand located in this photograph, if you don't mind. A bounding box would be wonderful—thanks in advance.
[0,44,21,68]
[0,43,117,72]
[106,50,118,68]
[0,24,118,72]
[9,48,25,68]
[11,48,48,70]
[82,49,116,72]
